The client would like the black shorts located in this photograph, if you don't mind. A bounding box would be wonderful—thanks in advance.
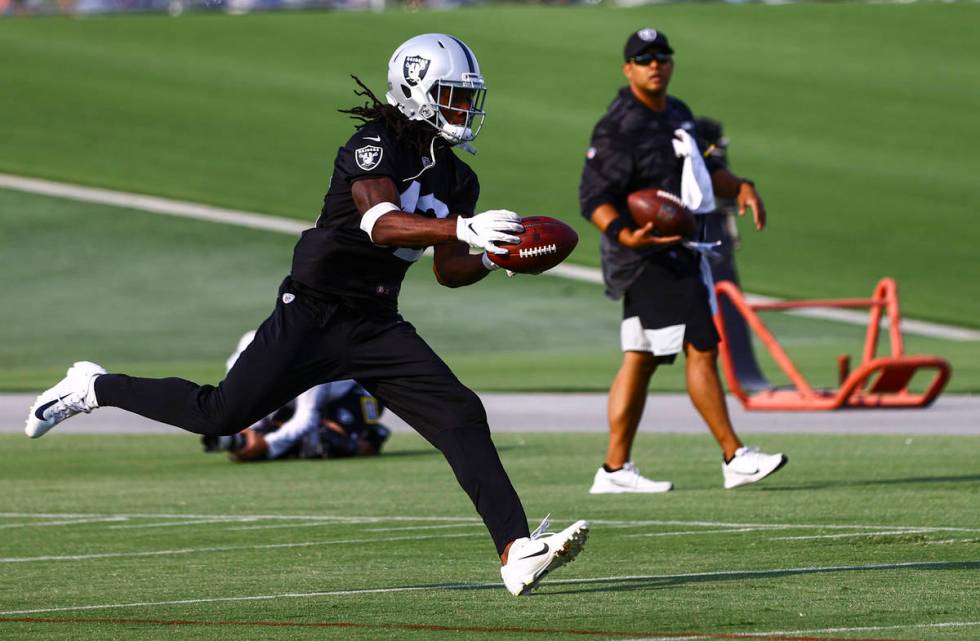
[621,248,719,363]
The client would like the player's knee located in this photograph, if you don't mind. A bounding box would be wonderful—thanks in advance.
[625,350,658,375]
[453,387,488,426]
[685,343,719,362]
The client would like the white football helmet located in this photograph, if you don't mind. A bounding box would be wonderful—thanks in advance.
[386,33,487,146]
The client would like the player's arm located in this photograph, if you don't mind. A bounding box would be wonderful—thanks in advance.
[589,204,682,248]
[351,177,523,251]
[710,168,766,231]
[258,386,326,460]
[432,226,493,288]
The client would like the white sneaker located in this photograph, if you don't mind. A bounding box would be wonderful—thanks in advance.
[25,361,105,439]
[500,516,589,596]
[723,446,787,489]
[589,462,673,494]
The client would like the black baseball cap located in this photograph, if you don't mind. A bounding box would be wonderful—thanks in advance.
[623,28,674,61]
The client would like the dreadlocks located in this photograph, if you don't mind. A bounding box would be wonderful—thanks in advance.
[339,75,437,152]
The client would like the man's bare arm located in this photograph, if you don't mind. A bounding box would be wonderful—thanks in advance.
[710,168,766,231]
[590,203,682,248]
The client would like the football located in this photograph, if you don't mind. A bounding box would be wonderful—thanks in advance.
[627,189,697,238]
[488,216,578,274]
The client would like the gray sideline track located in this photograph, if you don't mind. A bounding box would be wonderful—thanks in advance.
[2,393,978,436]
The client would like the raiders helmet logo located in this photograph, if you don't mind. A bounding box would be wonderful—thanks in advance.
[638,28,658,42]
[403,55,431,87]
[355,145,383,171]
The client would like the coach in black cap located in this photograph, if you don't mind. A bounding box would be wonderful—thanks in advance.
[578,28,787,494]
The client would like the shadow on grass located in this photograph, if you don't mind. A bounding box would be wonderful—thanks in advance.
[762,474,980,491]
[536,559,980,596]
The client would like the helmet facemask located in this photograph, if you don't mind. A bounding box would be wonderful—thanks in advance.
[423,79,486,145]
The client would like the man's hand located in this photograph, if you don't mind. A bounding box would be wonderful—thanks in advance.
[737,182,766,231]
[228,429,269,463]
[617,222,683,249]
[456,209,524,254]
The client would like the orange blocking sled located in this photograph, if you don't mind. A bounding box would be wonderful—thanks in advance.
[713,278,951,411]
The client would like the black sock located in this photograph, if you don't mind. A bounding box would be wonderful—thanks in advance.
[602,463,623,473]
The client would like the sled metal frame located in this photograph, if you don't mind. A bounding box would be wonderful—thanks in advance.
[714,278,951,411]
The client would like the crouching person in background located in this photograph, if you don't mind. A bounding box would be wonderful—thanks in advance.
[201,331,390,462]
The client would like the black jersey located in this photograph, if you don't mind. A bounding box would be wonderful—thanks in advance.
[290,119,479,311]
[578,88,720,299]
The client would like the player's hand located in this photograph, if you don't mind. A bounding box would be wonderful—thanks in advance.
[737,183,767,231]
[228,429,268,463]
[456,210,524,255]
[618,222,683,249]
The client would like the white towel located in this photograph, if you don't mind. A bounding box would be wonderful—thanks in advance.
[672,128,716,214]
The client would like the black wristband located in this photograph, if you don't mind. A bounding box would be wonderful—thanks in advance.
[737,178,755,190]
[604,218,625,243]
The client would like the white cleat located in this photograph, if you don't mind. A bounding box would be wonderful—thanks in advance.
[25,361,105,439]
[500,516,589,596]
[589,462,673,494]
[723,446,788,489]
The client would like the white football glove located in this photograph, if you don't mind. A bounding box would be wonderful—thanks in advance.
[456,209,523,255]
[480,251,515,277]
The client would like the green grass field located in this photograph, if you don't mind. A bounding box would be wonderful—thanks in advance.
[3,188,978,392]
[1,432,978,640]
[1,3,979,327]
[2,5,979,640]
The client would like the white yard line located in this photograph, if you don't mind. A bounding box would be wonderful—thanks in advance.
[3,172,977,342]
[1,559,975,616]
[624,527,785,538]
[615,619,980,641]
[0,512,475,523]
[923,537,980,545]
[0,174,307,236]
[0,532,483,564]
[363,523,485,533]
[771,529,934,541]
[757,619,980,637]
[588,517,980,533]
[0,517,129,530]
[225,519,387,531]
[4,512,979,535]
[108,518,261,530]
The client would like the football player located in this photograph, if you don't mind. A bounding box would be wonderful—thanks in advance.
[26,33,588,596]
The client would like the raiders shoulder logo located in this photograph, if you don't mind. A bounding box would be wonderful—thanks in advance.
[403,55,430,87]
[355,145,383,171]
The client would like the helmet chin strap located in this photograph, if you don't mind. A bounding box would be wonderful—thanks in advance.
[402,134,441,182]
[401,119,477,183]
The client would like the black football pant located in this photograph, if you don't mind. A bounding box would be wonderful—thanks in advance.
[95,277,530,555]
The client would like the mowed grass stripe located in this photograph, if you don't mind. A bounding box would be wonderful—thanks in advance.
[4,616,977,641]
[4,189,980,392]
[4,172,978,342]
[3,559,977,616]
[4,511,979,533]
[0,532,485,563]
